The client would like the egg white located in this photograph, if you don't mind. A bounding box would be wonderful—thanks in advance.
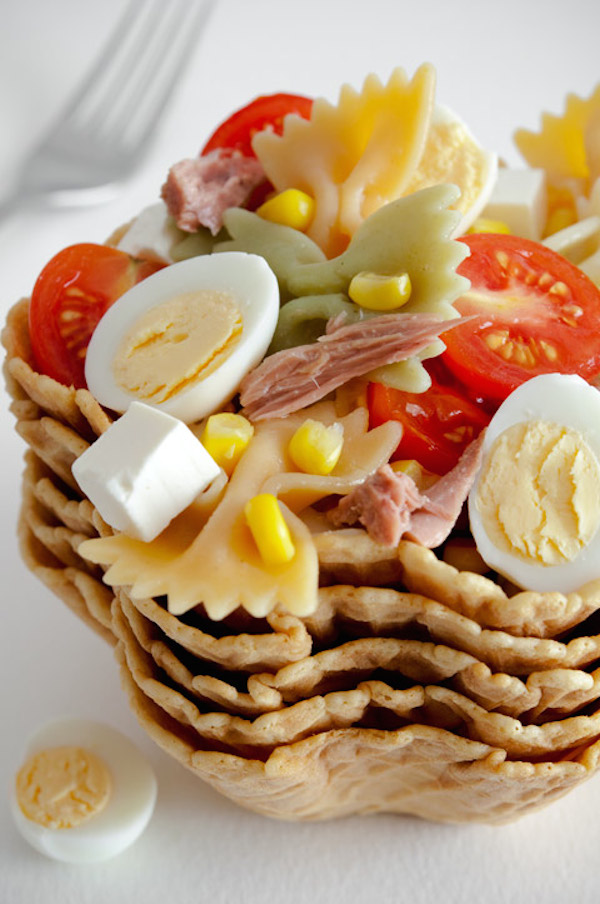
[85,251,280,423]
[468,373,600,594]
[11,718,157,863]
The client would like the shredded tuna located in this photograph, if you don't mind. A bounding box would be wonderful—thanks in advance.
[161,149,266,234]
[240,313,473,421]
[328,432,485,548]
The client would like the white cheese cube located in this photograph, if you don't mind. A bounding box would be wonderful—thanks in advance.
[116,202,181,264]
[72,402,220,542]
[481,168,547,240]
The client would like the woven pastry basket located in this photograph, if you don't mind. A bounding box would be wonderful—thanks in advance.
[5,296,600,824]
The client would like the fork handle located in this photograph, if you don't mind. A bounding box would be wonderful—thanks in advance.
[0,190,23,226]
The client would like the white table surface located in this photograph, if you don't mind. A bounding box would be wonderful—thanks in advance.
[2,1,600,901]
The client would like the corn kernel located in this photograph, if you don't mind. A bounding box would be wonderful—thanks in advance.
[288,419,344,476]
[547,184,576,209]
[390,459,439,491]
[244,493,295,566]
[543,184,578,237]
[544,205,578,237]
[201,413,254,476]
[467,218,511,235]
[348,271,412,311]
[257,188,315,231]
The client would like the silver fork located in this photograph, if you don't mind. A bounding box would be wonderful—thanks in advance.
[0,0,215,219]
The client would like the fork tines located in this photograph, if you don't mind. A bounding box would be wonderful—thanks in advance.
[62,0,215,149]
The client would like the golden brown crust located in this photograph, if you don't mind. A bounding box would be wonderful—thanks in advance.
[397,541,600,638]
[118,659,597,824]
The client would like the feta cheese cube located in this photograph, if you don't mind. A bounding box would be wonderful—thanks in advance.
[116,202,181,264]
[72,402,220,542]
[480,168,547,240]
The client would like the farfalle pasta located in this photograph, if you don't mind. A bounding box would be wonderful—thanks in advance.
[219,184,471,394]
[253,65,436,256]
[515,84,600,186]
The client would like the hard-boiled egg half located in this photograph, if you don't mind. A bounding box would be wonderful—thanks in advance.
[408,104,498,236]
[85,252,279,423]
[11,718,157,863]
[468,373,600,593]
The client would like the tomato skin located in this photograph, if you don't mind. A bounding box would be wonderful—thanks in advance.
[442,233,600,404]
[29,243,161,389]
[201,93,313,158]
[367,368,491,474]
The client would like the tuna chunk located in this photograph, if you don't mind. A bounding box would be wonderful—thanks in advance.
[328,465,426,546]
[328,432,485,549]
[161,149,265,234]
[240,313,472,421]
[406,431,485,548]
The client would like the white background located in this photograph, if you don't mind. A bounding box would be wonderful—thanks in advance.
[2,1,600,901]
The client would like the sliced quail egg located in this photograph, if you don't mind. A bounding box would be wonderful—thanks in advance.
[468,373,600,593]
[406,104,498,236]
[11,718,157,863]
[85,251,279,423]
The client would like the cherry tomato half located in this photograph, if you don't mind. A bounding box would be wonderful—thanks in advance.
[29,243,162,389]
[442,233,600,404]
[201,93,313,158]
[367,365,491,475]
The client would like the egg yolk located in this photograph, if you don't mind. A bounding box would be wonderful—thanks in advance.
[406,119,488,218]
[475,419,600,566]
[15,745,112,829]
[112,290,243,404]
